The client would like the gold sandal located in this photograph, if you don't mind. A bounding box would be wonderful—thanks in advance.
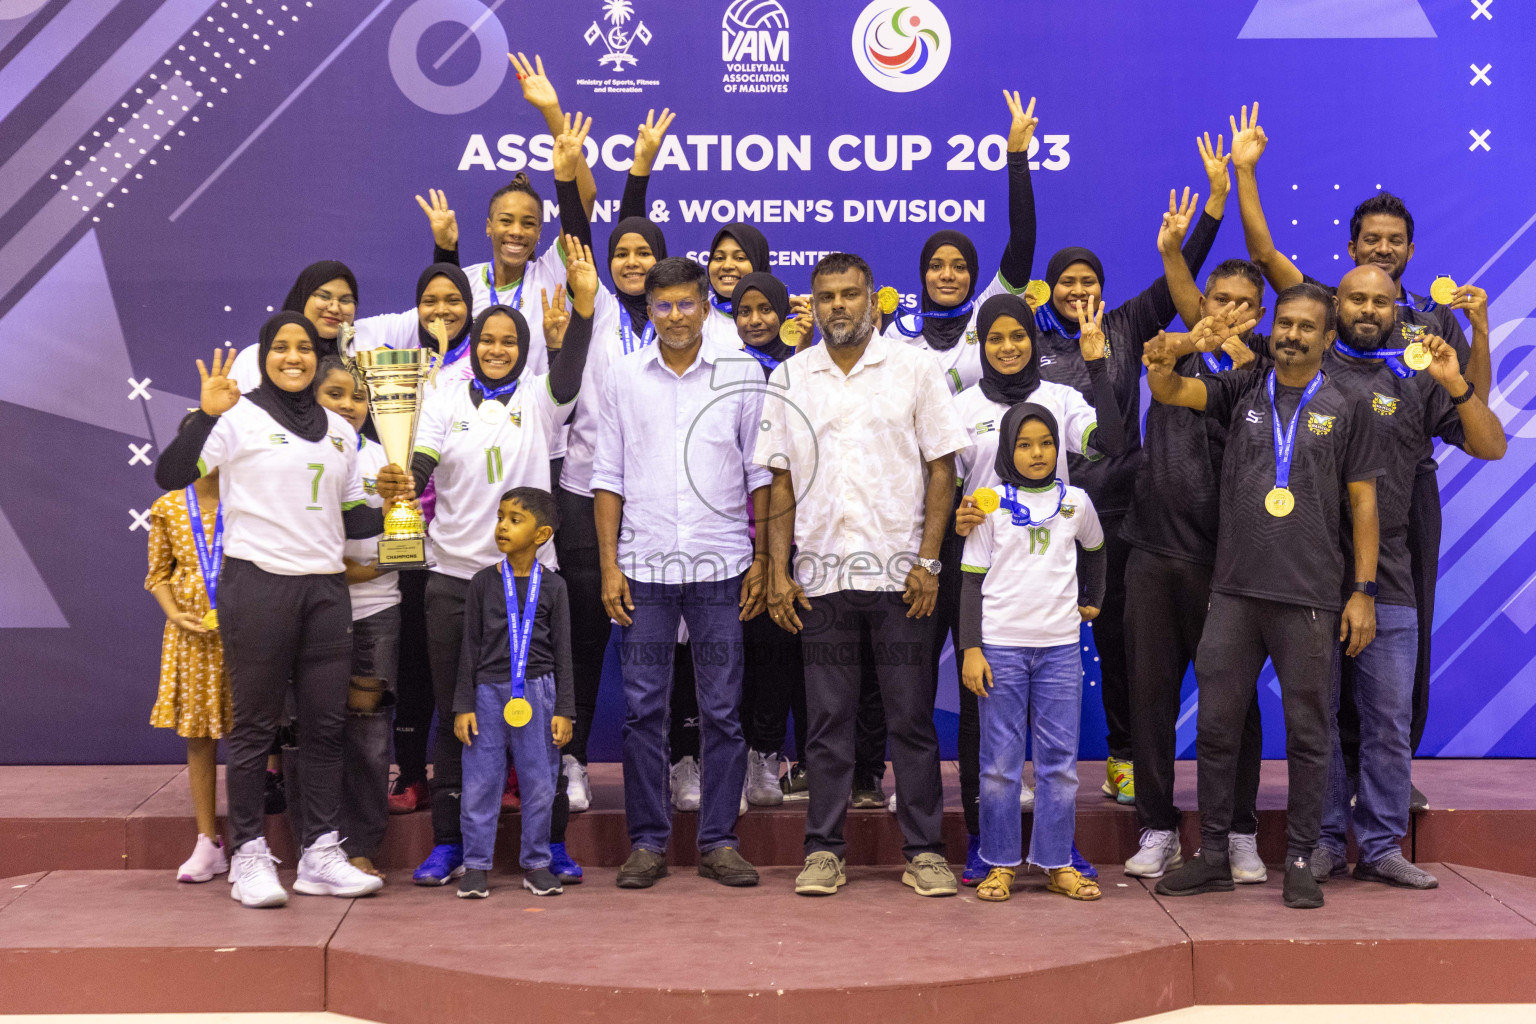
[1047,866,1101,901]
[976,866,1015,902]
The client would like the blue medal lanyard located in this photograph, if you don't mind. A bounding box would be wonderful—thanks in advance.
[745,345,781,372]
[473,377,519,403]
[501,561,542,702]
[1032,301,1079,340]
[618,304,656,355]
[1333,338,1416,379]
[184,486,223,614]
[1201,351,1234,373]
[894,298,975,339]
[1000,481,1066,527]
[484,264,525,310]
[1268,369,1324,494]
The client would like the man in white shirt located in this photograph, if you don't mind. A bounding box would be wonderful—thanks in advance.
[756,252,968,897]
[592,257,770,890]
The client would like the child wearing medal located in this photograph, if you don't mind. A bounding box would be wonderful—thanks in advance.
[957,403,1107,903]
[451,488,574,899]
[145,415,234,883]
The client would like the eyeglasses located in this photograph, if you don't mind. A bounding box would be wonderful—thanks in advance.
[651,299,699,317]
[311,289,357,310]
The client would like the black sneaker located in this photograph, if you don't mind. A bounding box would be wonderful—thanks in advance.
[457,868,490,899]
[780,762,809,801]
[1154,850,1234,897]
[522,867,563,896]
[1283,857,1325,909]
[264,771,287,816]
[1354,853,1438,889]
[616,848,668,889]
[851,773,885,809]
[698,846,759,887]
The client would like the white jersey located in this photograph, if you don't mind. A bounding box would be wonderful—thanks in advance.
[879,271,1014,396]
[345,437,402,621]
[962,483,1103,648]
[702,302,747,352]
[953,381,1101,492]
[561,287,648,498]
[413,373,573,580]
[196,401,366,576]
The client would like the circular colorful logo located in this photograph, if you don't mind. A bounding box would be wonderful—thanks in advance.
[850,1,951,93]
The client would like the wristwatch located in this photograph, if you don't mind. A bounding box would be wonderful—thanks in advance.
[917,557,942,577]
[1451,377,1476,406]
[1352,580,1379,598]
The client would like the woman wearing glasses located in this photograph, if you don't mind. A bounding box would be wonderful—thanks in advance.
[230,261,359,392]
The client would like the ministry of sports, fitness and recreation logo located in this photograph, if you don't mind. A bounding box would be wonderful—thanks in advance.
[586,0,652,71]
[721,0,790,93]
[851,1,951,93]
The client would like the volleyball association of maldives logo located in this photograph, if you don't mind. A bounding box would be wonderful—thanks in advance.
[851,1,951,93]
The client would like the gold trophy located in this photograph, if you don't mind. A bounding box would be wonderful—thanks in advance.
[356,347,435,569]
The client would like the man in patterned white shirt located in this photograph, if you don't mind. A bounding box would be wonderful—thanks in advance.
[756,252,968,897]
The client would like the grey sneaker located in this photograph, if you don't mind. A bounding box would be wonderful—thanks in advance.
[903,852,958,897]
[1310,846,1349,883]
[795,851,846,896]
[1228,832,1268,884]
[1355,853,1438,889]
[1124,828,1182,878]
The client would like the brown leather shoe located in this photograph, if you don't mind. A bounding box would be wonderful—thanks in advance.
[698,846,759,887]
[616,848,668,889]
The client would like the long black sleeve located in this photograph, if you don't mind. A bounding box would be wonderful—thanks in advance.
[343,504,384,539]
[958,570,985,651]
[434,243,459,266]
[155,410,218,489]
[548,310,594,405]
[1182,210,1220,283]
[996,150,1036,290]
[556,177,591,250]
[1084,358,1126,457]
[1077,542,1107,609]
[1108,210,1225,353]
[548,575,575,718]
[453,573,484,715]
[410,450,438,500]
[618,171,651,224]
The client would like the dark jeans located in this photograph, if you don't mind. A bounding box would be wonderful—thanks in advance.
[220,557,352,849]
[1194,593,1335,861]
[424,571,471,846]
[391,569,433,786]
[621,575,747,853]
[802,590,943,860]
[554,484,612,765]
[341,605,399,860]
[931,521,975,831]
[1407,468,1440,753]
[741,611,805,755]
[1097,511,1133,760]
[1125,548,1260,835]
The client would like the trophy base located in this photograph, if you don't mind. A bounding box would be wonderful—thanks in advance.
[378,536,429,570]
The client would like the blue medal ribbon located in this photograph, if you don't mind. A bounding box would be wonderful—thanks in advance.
[1333,339,1415,379]
[1033,301,1079,340]
[710,292,734,317]
[893,298,975,339]
[1000,481,1066,527]
[1201,351,1234,373]
[484,264,525,310]
[473,377,519,404]
[1268,369,1325,493]
[618,304,655,355]
[744,345,781,372]
[501,560,542,700]
[184,486,223,615]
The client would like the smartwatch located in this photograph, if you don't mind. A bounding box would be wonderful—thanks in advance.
[1352,580,1379,598]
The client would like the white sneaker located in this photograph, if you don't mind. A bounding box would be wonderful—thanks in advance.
[1020,783,1035,811]
[1124,828,1183,878]
[293,831,385,897]
[563,754,591,813]
[739,781,749,816]
[177,833,228,883]
[746,750,785,806]
[1228,832,1268,883]
[887,790,898,814]
[671,756,701,812]
[228,837,288,908]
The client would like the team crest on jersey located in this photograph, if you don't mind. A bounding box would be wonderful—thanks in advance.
[1307,413,1336,436]
[330,435,345,452]
[1371,392,1400,417]
[452,420,471,432]
[509,408,522,428]
[965,330,978,345]
[268,432,288,445]
[975,419,996,435]
[363,476,378,496]
[1061,503,1077,519]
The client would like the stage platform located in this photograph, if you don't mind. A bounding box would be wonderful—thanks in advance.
[2,761,1534,1022]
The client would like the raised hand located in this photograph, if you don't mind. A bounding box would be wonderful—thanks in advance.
[1197,131,1230,201]
[1449,284,1489,334]
[1222,336,1258,368]
[1229,102,1266,170]
[197,348,241,416]
[1004,90,1038,154]
[633,107,675,176]
[1077,295,1108,361]
[1157,186,1199,256]
[564,234,598,313]
[1142,332,1177,375]
[509,52,560,114]
[414,188,458,250]
[1423,334,1463,391]
[552,110,592,182]
[541,288,569,352]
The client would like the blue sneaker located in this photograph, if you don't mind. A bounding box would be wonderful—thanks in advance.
[550,842,584,885]
[1071,842,1099,880]
[412,843,465,886]
[961,834,986,886]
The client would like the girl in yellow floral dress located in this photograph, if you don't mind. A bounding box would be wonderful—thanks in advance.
[145,460,233,883]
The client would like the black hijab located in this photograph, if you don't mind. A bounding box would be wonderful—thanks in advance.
[917,229,980,351]
[731,272,796,365]
[709,223,771,306]
[246,312,330,443]
[609,216,668,329]
[995,401,1060,489]
[280,260,356,360]
[1043,246,1106,326]
[467,305,530,406]
[976,294,1040,406]
[415,263,475,362]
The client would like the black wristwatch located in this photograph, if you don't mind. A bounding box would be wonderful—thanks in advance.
[1451,377,1476,406]
[1352,580,1379,598]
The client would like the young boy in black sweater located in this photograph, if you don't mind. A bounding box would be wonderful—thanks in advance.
[454,488,574,898]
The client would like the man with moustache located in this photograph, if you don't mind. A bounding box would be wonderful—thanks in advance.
[1145,282,1383,910]
[757,252,968,897]
[1311,265,1506,889]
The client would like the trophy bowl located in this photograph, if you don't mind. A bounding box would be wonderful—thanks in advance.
[356,347,434,569]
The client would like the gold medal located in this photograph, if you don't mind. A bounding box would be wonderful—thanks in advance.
[1264,487,1295,518]
[1024,279,1051,309]
[1430,276,1458,306]
[1402,341,1432,371]
[503,697,533,728]
[973,487,1001,514]
[779,317,806,346]
[202,608,219,631]
[876,286,900,315]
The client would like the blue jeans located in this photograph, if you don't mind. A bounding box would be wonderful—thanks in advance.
[978,643,1082,871]
[460,673,560,872]
[620,575,746,854]
[1321,603,1419,864]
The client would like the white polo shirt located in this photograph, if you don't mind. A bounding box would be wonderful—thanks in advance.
[953,381,1100,492]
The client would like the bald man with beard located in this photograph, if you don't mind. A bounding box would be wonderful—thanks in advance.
[1311,265,1506,890]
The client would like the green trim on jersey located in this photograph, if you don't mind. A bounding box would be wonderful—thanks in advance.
[341,499,366,511]
[196,457,208,477]
[1081,422,1102,461]
[413,444,440,461]
[548,374,576,407]
[961,563,989,574]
